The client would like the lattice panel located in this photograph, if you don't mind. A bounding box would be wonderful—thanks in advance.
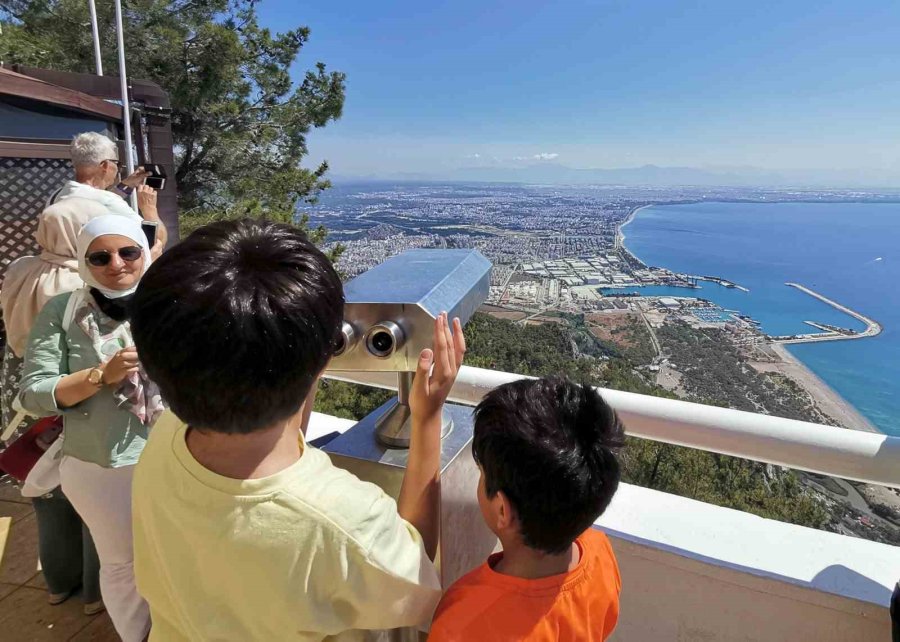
[0,157,71,349]
[0,157,70,278]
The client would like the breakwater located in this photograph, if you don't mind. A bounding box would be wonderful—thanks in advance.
[770,283,882,344]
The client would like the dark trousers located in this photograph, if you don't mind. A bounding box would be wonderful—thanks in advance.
[31,487,101,603]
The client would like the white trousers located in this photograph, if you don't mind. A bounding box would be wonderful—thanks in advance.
[59,456,150,642]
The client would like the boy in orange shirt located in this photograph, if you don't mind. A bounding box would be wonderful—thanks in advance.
[429,377,626,642]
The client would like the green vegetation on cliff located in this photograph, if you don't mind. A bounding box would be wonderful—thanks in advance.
[657,321,825,422]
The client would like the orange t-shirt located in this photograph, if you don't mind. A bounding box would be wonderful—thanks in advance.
[428,529,621,642]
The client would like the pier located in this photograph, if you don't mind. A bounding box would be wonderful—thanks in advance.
[771,283,882,344]
[688,275,750,292]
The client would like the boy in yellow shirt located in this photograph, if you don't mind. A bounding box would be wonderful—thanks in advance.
[129,219,465,640]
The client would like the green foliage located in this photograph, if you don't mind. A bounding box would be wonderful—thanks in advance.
[313,380,393,422]
[657,321,822,422]
[1,0,345,238]
[559,312,616,360]
[623,439,827,528]
[609,318,656,365]
[464,314,592,379]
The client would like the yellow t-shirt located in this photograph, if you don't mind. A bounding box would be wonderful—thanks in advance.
[133,411,442,641]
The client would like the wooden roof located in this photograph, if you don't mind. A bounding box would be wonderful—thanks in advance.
[0,67,122,120]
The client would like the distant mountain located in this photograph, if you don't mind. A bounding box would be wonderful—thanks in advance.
[333,163,900,189]
[441,163,710,185]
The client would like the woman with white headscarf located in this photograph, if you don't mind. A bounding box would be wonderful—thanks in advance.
[19,215,162,642]
[1,199,107,615]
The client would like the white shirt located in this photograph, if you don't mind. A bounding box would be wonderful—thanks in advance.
[47,181,140,221]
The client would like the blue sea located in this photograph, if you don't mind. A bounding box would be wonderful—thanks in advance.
[619,202,900,435]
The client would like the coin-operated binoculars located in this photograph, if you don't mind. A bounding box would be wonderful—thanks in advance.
[327,248,491,447]
[323,249,498,605]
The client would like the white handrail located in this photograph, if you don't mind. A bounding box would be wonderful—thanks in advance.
[325,365,900,488]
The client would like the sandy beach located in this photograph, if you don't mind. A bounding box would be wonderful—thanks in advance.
[615,204,652,249]
[751,343,880,433]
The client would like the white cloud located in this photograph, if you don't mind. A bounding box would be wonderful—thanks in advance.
[465,153,482,159]
[513,152,560,161]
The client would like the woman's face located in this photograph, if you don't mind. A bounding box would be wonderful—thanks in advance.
[86,234,145,291]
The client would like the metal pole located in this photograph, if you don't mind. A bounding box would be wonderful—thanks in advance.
[87,0,103,76]
[113,0,137,210]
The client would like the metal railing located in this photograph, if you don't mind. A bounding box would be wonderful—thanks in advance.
[326,365,900,488]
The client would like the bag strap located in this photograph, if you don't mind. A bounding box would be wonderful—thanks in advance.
[46,185,64,207]
[61,288,86,333]
[1,398,29,442]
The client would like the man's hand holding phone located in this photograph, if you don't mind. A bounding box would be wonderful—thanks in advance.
[137,185,158,216]
[120,167,151,189]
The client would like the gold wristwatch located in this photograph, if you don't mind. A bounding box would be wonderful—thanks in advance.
[88,367,104,387]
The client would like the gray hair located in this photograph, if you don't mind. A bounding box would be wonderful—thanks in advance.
[70,132,118,168]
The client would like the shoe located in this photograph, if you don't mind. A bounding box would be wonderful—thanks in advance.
[48,590,73,605]
[84,600,105,616]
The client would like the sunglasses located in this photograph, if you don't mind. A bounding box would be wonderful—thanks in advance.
[86,246,143,267]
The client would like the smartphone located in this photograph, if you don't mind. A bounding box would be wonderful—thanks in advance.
[142,164,167,190]
[141,220,159,248]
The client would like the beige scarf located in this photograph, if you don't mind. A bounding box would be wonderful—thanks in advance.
[0,198,108,357]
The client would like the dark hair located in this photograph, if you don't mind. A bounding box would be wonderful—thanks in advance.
[473,377,625,554]
[130,219,344,434]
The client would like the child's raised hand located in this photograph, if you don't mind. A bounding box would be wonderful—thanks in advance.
[409,312,466,423]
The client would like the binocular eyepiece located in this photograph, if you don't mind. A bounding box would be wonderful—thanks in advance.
[334,322,356,357]
[334,320,406,359]
[365,321,405,358]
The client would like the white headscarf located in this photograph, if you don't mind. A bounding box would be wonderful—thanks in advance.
[76,215,151,299]
[0,198,110,357]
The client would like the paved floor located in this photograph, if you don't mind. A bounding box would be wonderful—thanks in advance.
[0,478,118,641]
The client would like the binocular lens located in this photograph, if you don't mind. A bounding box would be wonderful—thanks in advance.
[365,321,404,358]
[370,331,393,354]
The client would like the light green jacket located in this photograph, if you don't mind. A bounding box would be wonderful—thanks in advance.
[19,291,149,467]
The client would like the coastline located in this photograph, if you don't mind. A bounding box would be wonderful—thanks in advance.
[618,202,882,434]
[615,204,652,249]
[755,343,879,433]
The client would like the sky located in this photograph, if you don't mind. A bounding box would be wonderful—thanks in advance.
[256,1,900,179]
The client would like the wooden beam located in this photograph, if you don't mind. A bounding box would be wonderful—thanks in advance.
[0,69,122,120]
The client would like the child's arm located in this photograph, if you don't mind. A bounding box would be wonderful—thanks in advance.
[401,312,466,560]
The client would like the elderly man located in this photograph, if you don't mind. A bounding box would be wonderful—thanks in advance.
[48,132,168,254]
